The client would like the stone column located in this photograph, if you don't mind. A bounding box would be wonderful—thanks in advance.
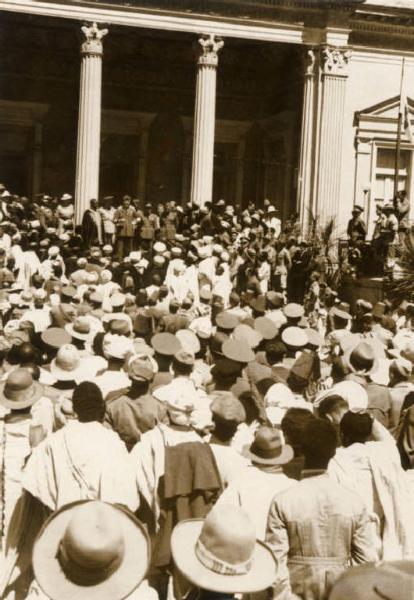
[315,45,351,223]
[297,49,316,234]
[190,34,224,207]
[74,22,108,224]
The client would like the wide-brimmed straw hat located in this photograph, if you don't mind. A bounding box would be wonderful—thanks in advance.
[50,344,88,382]
[344,341,379,375]
[0,368,43,410]
[33,500,150,600]
[245,426,293,466]
[65,317,94,342]
[233,323,263,349]
[171,504,276,594]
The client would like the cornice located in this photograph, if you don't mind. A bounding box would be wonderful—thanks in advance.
[351,18,414,36]
[0,0,304,44]
[351,6,414,36]
[2,0,414,45]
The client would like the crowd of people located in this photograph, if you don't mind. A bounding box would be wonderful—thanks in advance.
[1,185,414,600]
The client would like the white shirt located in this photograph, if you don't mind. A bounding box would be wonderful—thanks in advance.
[0,232,11,256]
[99,206,116,234]
[264,216,281,238]
[20,307,51,333]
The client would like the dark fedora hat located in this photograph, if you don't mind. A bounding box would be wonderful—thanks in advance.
[245,426,293,466]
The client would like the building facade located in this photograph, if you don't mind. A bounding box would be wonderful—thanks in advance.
[1,0,414,235]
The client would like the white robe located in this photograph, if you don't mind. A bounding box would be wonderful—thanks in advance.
[14,250,41,289]
[22,420,139,512]
[212,265,232,307]
[0,233,11,257]
[328,439,414,560]
[184,264,200,305]
[167,273,189,304]
[0,399,54,598]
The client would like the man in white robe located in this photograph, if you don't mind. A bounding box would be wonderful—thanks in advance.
[0,381,138,599]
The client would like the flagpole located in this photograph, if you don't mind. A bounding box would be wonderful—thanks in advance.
[394,58,405,199]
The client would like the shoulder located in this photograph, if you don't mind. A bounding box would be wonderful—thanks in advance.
[130,425,163,453]
[106,393,132,411]
[34,425,65,452]
[106,388,131,405]
[94,422,129,445]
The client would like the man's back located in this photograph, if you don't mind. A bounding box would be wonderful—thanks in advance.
[22,420,139,512]
[266,472,377,600]
[105,393,162,451]
[216,464,295,540]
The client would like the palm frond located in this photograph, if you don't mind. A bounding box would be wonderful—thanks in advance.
[385,233,414,301]
[321,217,336,248]
[301,211,341,288]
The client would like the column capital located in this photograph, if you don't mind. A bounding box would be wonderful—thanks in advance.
[320,45,351,77]
[302,48,317,78]
[81,22,108,56]
[197,34,224,67]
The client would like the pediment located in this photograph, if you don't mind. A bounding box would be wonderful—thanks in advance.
[356,95,414,142]
[358,95,414,120]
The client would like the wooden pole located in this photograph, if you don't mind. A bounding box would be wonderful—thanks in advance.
[394,112,402,199]
[394,58,405,199]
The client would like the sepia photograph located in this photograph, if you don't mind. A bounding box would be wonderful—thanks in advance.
[1,0,414,598]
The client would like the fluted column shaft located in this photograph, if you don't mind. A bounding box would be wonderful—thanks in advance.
[75,22,108,224]
[190,34,224,207]
[297,49,316,233]
[315,45,351,223]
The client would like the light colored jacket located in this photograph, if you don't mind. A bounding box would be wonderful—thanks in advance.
[266,472,378,600]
